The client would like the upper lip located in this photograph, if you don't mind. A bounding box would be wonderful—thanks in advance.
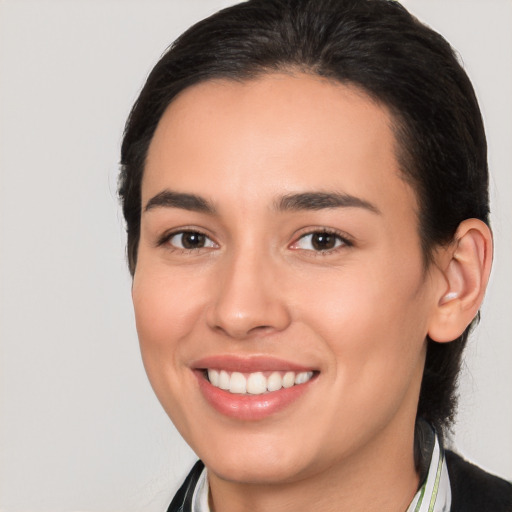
[191,355,317,373]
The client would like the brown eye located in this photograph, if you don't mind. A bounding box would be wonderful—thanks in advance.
[168,231,215,250]
[293,231,346,252]
[311,232,337,250]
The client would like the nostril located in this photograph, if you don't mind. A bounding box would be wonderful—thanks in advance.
[212,322,273,339]
[247,325,275,335]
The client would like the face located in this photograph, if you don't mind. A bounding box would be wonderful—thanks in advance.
[133,74,439,484]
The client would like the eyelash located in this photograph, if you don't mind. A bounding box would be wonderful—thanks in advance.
[157,228,353,254]
[290,228,353,255]
[157,229,217,253]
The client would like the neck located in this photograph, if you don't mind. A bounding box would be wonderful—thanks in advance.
[208,419,420,512]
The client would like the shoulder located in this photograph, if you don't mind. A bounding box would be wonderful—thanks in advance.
[446,450,512,512]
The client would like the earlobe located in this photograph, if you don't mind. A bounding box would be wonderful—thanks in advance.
[428,219,493,343]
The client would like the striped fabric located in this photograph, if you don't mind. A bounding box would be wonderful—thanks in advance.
[407,431,451,512]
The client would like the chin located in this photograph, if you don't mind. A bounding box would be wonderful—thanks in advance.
[189,427,322,485]
[206,453,311,485]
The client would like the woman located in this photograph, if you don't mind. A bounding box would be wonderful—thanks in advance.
[119,0,512,510]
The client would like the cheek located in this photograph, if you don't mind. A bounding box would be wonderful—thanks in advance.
[133,266,202,340]
[131,265,209,388]
[131,266,210,433]
[296,259,429,388]
[295,267,428,446]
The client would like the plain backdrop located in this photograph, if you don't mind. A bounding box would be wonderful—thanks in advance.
[0,1,511,511]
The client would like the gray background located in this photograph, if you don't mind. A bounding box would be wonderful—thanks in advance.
[0,1,510,511]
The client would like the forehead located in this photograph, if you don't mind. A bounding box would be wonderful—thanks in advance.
[143,73,416,217]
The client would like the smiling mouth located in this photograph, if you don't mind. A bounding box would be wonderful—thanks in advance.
[204,369,316,395]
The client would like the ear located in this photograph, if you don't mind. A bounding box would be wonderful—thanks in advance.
[428,219,493,343]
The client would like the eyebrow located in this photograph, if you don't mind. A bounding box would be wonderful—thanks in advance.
[144,189,380,215]
[275,192,381,214]
[144,190,216,214]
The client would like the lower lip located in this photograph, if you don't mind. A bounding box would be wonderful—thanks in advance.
[195,371,315,421]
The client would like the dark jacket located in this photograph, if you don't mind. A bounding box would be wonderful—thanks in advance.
[445,451,512,512]
[167,455,512,512]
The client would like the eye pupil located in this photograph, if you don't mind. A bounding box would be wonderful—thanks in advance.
[312,233,336,250]
[181,232,205,249]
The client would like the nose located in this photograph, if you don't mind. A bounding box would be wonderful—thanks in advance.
[206,250,292,339]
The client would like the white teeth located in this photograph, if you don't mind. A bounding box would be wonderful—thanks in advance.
[247,372,267,394]
[219,370,230,390]
[208,369,219,387]
[295,371,312,385]
[229,372,247,393]
[267,371,283,392]
[207,369,314,395]
[282,371,295,388]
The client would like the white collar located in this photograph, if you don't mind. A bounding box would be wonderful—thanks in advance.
[192,465,209,512]
[406,429,451,512]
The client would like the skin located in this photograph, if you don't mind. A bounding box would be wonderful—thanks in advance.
[132,73,467,512]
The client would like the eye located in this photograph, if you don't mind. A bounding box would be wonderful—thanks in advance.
[291,231,349,252]
[167,231,217,250]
